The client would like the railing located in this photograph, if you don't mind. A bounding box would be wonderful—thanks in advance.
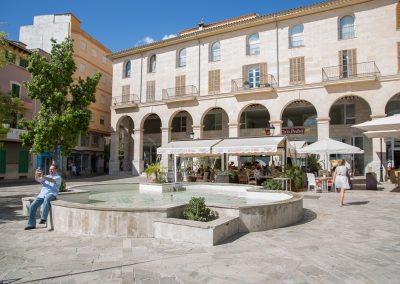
[162,85,199,100]
[231,74,277,93]
[112,94,139,106]
[322,61,380,82]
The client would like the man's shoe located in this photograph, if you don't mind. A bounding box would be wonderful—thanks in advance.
[24,226,36,230]
[39,219,46,224]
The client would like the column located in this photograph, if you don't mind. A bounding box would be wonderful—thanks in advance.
[367,114,387,180]
[192,124,202,139]
[316,117,330,140]
[228,123,239,138]
[132,129,143,176]
[270,120,282,135]
[109,131,119,175]
[160,127,170,171]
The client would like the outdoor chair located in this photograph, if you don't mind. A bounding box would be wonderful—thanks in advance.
[197,172,209,182]
[306,173,320,192]
[248,173,257,185]
[238,174,248,184]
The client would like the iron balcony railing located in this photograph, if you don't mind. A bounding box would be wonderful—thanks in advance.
[322,61,380,82]
[231,74,277,93]
[162,85,199,100]
[112,94,139,106]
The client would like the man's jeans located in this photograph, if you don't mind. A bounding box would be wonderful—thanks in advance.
[27,194,56,227]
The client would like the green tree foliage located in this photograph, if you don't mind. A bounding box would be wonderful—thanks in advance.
[0,31,8,68]
[21,38,101,163]
[183,197,215,222]
[0,90,26,138]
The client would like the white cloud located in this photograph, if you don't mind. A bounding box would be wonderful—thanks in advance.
[162,34,177,40]
[135,36,155,46]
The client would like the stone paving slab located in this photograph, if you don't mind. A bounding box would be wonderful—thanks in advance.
[0,177,399,283]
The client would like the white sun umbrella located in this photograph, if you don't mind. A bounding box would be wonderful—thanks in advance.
[297,138,364,170]
[352,114,400,131]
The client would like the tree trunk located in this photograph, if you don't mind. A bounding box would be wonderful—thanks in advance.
[53,143,58,165]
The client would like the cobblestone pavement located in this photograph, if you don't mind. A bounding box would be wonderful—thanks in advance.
[0,177,399,283]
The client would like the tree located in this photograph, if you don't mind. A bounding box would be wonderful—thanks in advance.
[21,38,101,164]
[0,31,8,69]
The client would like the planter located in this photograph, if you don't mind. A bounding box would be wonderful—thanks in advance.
[215,174,229,183]
[366,173,377,190]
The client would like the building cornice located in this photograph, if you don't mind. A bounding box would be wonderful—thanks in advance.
[109,0,373,60]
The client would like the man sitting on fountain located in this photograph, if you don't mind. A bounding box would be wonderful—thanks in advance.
[24,164,62,230]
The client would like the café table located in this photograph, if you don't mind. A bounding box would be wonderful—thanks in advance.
[315,176,332,193]
[273,177,291,191]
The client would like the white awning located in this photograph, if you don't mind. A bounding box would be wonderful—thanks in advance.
[363,130,400,139]
[288,140,307,157]
[212,136,286,155]
[157,139,221,156]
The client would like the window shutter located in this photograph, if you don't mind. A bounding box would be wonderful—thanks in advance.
[175,75,185,96]
[397,3,400,30]
[300,57,305,83]
[349,49,357,77]
[208,70,220,94]
[146,80,155,101]
[122,85,130,103]
[339,50,344,78]
[259,63,267,85]
[398,43,400,72]
[289,57,305,84]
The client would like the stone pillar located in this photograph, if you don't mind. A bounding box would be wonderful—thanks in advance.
[192,124,202,139]
[270,120,282,135]
[132,129,144,175]
[367,114,387,180]
[109,131,119,175]
[316,117,330,140]
[228,123,239,138]
[160,127,170,171]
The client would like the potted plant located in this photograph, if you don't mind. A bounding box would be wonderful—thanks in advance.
[366,171,377,190]
[144,162,165,183]
[243,80,250,89]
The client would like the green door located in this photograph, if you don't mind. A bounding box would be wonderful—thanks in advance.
[0,149,5,174]
[19,149,29,173]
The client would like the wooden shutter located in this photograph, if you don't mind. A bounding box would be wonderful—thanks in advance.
[339,50,344,78]
[175,75,185,96]
[349,49,357,77]
[122,85,130,102]
[146,80,155,101]
[397,2,400,30]
[259,63,268,85]
[18,149,29,173]
[398,43,400,72]
[0,149,5,174]
[289,57,305,84]
[208,70,220,94]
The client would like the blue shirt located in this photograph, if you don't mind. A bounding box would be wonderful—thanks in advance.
[37,174,62,198]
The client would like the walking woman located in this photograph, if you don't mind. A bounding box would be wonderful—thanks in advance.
[332,159,351,206]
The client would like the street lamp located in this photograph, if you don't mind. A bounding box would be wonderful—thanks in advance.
[189,131,195,139]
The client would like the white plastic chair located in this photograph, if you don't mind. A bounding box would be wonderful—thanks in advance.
[306,173,320,192]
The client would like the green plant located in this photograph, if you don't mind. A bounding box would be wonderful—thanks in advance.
[307,155,321,175]
[59,180,67,192]
[243,80,250,86]
[144,162,165,183]
[283,166,304,191]
[183,197,215,222]
[262,179,282,190]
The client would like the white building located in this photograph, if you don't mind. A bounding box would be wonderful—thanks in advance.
[109,0,400,177]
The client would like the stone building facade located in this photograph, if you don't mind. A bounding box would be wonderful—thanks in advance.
[109,0,400,177]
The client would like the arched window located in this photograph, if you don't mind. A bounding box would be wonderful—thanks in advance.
[289,24,304,48]
[247,33,260,55]
[148,54,156,73]
[124,61,131,78]
[210,41,221,62]
[177,48,186,67]
[339,15,355,40]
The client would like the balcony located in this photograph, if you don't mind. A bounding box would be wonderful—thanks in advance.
[162,85,199,103]
[112,94,139,109]
[322,61,380,86]
[231,74,277,97]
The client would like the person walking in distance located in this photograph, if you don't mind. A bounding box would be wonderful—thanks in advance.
[332,159,350,206]
[25,164,62,230]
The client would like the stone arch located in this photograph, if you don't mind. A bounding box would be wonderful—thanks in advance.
[237,103,271,137]
[142,113,162,168]
[201,107,229,139]
[385,93,400,116]
[169,110,194,140]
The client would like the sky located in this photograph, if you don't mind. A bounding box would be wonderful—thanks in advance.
[1,0,324,53]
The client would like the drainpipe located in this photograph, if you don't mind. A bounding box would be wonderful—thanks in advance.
[275,17,280,87]
[140,53,143,103]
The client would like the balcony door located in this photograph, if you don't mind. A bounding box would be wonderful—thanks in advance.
[248,67,260,88]
[339,49,357,79]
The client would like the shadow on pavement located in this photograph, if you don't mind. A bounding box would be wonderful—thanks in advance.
[346,201,369,206]
[293,208,317,226]
[0,194,31,224]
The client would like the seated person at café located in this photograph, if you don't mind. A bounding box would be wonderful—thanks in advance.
[228,161,236,170]
[197,165,204,176]
[263,165,271,176]
[185,166,193,175]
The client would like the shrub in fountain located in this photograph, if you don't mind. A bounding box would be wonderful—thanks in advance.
[183,197,215,222]
[144,162,166,183]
